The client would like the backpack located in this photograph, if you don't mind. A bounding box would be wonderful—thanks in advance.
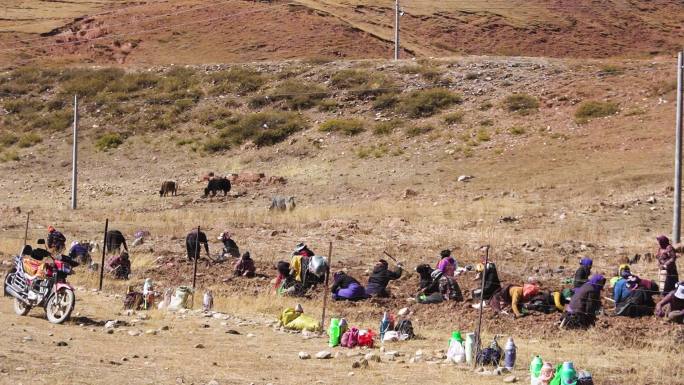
[340,327,359,348]
[395,319,415,340]
[476,347,501,367]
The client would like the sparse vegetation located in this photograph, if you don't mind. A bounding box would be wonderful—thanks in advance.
[503,93,539,114]
[476,128,491,142]
[443,111,465,125]
[508,126,526,135]
[398,65,442,83]
[330,69,395,98]
[269,80,327,110]
[95,132,124,151]
[355,144,389,159]
[319,119,365,136]
[479,101,493,111]
[208,67,266,95]
[0,132,18,147]
[398,88,462,118]
[599,65,624,76]
[205,111,307,152]
[17,133,42,148]
[373,119,403,136]
[575,100,619,123]
[317,99,339,112]
[0,150,20,162]
[372,93,399,110]
[405,125,434,137]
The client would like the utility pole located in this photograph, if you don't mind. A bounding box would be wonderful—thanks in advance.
[674,51,683,243]
[394,0,400,60]
[71,94,78,210]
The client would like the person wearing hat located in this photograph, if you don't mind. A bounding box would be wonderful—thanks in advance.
[573,257,593,288]
[217,231,240,260]
[366,259,403,297]
[489,280,540,318]
[290,243,315,283]
[615,275,657,317]
[562,274,605,329]
[186,228,209,261]
[436,249,457,278]
[417,269,463,304]
[655,281,684,323]
[472,258,501,301]
[609,263,631,288]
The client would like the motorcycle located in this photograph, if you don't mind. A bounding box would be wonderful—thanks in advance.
[4,242,78,324]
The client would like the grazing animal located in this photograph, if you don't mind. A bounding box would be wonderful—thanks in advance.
[204,178,231,197]
[269,196,296,211]
[159,181,177,197]
[105,230,128,255]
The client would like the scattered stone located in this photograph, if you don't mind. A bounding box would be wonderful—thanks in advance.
[200,324,210,329]
[122,357,129,362]
[458,175,474,182]
[298,352,311,360]
[346,351,363,358]
[145,329,157,335]
[225,329,240,335]
[15,367,26,372]
[194,343,205,349]
[316,351,332,359]
[246,333,256,338]
[22,336,32,342]
[347,372,354,377]
[207,380,219,385]
[647,196,657,204]
[397,307,409,316]
[351,359,369,369]
[55,341,68,347]
[364,353,381,363]
[106,329,114,334]
[503,375,518,383]
[403,189,418,198]
[104,320,118,329]
[160,326,170,331]
[127,330,140,337]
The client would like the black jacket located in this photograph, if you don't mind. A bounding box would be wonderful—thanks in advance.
[573,265,591,288]
[366,265,402,294]
[331,274,360,293]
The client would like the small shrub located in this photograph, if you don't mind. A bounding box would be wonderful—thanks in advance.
[398,88,462,118]
[480,119,494,127]
[398,65,442,82]
[503,93,539,114]
[355,144,389,159]
[508,126,526,135]
[317,99,339,112]
[107,72,160,93]
[330,69,395,97]
[208,67,266,95]
[193,106,233,126]
[649,80,677,96]
[319,119,364,136]
[248,95,270,109]
[405,125,433,137]
[625,107,647,117]
[17,133,42,148]
[443,111,465,124]
[3,99,41,114]
[465,72,480,80]
[372,93,399,110]
[203,137,230,153]
[95,132,124,151]
[60,68,124,97]
[33,110,72,131]
[373,119,403,136]
[0,150,20,162]
[574,101,619,123]
[479,101,493,111]
[476,128,491,142]
[0,132,18,147]
[599,65,624,76]
[270,80,326,110]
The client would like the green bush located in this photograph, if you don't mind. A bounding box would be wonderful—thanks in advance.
[575,101,619,123]
[443,111,465,125]
[33,110,72,131]
[208,67,266,95]
[17,133,42,148]
[95,132,124,151]
[269,80,326,110]
[206,110,307,151]
[405,125,434,137]
[60,68,124,97]
[107,72,160,93]
[373,119,403,136]
[476,128,491,142]
[599,65,624,76]
[508,126,526,135]
[398,88,462,118]
[0,150,20,162]
[0,67,58,94]
[319,119,364,136]
[3,99,41,114]
[317,99,339,112]
[503,93,539,114]
[330,69,395,98]
[372,94,399,110]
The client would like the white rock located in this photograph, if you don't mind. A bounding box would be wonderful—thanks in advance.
[315,351,332,359]
[298,352,311,359]
[127,330,141,336]
[364,353,381,362]
[458,175,474,182]
[104,320,118,329]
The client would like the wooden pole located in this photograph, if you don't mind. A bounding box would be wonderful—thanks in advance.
[473,245,490,367]
[191,226,200,308]
[321,241,333,331]
[22,212,30,247]
[98,219,109,291]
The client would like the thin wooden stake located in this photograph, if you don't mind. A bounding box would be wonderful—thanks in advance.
[321,241,333,331]
[473,245,490,367]
[98,219,109,291]
[22,212,30,248]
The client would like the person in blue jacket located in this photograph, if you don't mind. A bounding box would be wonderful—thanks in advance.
[613,267,633,305]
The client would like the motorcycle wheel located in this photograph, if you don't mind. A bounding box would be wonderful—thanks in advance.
[45,288,75,324]
[13,298,31,316]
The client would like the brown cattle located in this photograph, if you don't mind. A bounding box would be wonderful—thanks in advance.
[159,181,177,197]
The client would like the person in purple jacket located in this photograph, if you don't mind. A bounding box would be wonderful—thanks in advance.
[436,249,457,277]
[331,271,367,301]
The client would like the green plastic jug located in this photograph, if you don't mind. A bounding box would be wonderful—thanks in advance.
[328,318,340,347]
[530,355,543,385]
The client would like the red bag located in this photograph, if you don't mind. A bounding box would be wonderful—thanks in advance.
[358,329,374,348]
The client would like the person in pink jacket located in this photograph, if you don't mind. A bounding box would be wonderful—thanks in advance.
[436,249,457,277]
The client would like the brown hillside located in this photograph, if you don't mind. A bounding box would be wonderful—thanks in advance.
[1,0,682,66]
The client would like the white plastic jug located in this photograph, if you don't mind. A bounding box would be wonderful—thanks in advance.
[464,333,476,364]
[447,338,466,363]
